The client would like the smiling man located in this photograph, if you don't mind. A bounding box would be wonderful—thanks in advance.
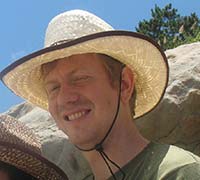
[1,9,200,180]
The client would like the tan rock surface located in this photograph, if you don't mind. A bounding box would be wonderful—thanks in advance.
[136,42,200,155]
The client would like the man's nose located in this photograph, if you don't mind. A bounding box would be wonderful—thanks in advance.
[57,84,80,105]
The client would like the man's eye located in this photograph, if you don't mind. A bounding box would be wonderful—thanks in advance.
[47,85,60,94]
[74,76,90,82]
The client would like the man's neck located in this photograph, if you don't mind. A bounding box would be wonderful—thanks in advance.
[83,118,149,180]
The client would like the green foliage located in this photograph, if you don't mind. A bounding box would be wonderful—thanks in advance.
[136,4,200,50]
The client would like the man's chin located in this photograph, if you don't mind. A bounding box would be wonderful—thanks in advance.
[70,138,97,150]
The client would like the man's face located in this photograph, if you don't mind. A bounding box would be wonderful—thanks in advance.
[43,53,119,148]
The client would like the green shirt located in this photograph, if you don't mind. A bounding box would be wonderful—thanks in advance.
[84,142,200,180]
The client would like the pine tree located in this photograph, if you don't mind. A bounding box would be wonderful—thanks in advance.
[136,4,200,50]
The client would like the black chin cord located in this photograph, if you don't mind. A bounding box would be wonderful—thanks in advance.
[75,69,126,180]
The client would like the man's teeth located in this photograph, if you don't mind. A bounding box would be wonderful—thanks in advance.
[68,111,86,121]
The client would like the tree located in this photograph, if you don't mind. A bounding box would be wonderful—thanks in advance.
[136,4,200,50]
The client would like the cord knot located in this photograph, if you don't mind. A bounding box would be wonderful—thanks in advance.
[95,143,103,152]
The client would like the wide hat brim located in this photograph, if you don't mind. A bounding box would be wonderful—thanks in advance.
[0,141,68,179]
[0,31,169,119]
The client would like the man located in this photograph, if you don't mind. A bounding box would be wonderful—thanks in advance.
[0,114,68,180]
[1,9,200,179]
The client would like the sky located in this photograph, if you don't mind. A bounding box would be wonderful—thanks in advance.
[0,0,200,113]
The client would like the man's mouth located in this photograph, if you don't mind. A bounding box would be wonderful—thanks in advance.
[64,109,91,121]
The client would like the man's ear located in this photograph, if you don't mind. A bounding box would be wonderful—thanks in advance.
[120,67,134,104]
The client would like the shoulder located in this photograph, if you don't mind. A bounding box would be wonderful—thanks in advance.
[157,144,200,179]
[163,163,200,180]
[162,144,200,164]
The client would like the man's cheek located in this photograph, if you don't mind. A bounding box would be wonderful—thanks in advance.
[48,103,56,116]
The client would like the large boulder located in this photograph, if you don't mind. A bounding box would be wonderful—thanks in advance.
[136,42,200,155]
[2,42,200,178]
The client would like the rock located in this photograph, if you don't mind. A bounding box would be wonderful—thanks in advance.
[136,42,200,155]
[42,136,92,180]
[3,101,35,118]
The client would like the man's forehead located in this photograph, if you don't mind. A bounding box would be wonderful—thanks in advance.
[42,53,106,79]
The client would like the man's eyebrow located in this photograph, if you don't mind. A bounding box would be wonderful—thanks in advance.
[68,69,79,76]
[68,68,90,76]
[44,68,84,85]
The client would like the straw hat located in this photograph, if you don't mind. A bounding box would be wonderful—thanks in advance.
[0,114,68,179]
[0,9,168,119]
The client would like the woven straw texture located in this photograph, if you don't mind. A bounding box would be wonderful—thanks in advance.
[0,114,68,180]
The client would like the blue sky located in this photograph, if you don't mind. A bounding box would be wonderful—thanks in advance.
[0,0,200,112]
